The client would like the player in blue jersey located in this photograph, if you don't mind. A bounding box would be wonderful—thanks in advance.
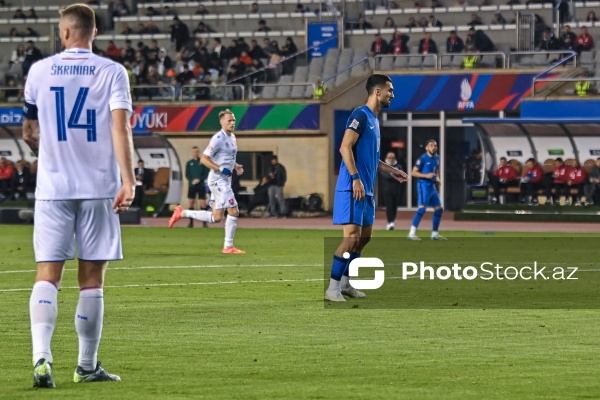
[408,139,446,240]
[325,74,408,302]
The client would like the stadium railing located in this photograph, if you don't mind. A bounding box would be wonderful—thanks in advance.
[531,52,582,96]
[0,86,23,103]
[371,53,438,70]
[532,77,600,96]
[438,51,506,69]
[113,12,339,34]
[323,56,370,88]
[136,0,353,12]
[131,84,176,101]
[507,50,577,69]
[180,83,246,101]
[249,82,315,100]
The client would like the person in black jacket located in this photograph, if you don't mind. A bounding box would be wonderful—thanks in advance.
[370,34,389,57]
[418,32,438,54]
[170,16,189,52]
[446,31,464,53]
[247,177,270,214]
[468,28,495,52]
[380,152,405,230]
[539,29,559,51]
[132,160,154,208]
[267,155,287,217]
[22,40,43,75]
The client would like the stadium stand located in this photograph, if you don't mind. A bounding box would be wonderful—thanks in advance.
[0,0,599,102]
[2,0,600,215]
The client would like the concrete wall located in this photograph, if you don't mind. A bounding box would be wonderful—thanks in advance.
[167,133,329,208]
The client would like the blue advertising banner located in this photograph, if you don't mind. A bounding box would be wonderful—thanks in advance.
[307,22,338,60]
[388,73,558,111]
[521,100,600,119]
[0,108,23,125]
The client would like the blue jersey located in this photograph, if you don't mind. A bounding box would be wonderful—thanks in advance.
[414,153,440,186]
[335,105,380,195]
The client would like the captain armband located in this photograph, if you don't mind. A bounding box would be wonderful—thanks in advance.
[23,102,38,120]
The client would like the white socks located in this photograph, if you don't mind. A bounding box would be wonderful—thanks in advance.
[75,288,104,371]
[340,275,350,289]
[224,215,238,248]
[30,282,104,371]
[182,210,215,223]
[30,281,58,365]
[327,278,340,292]
[409,226,417,235]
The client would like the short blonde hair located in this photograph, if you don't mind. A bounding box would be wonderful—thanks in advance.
[219,109,234,120]
[59,3,95,37]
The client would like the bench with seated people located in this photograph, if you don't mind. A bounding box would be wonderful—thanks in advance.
[487,157,598,206]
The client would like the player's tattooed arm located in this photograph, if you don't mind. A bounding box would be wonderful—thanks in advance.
[23,118,40,157]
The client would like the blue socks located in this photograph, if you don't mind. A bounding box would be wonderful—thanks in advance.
[342,252,361,277]
[330,251,361,281]
[433,208,444,232]
[330,255,347,281]
[412,207,426,228]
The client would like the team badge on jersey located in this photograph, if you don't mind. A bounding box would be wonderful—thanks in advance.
[349,119,360,129]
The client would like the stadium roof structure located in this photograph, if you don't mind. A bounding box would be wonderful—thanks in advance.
[463,118,600,137]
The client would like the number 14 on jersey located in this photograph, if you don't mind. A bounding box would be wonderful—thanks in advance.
[51,86,97,142]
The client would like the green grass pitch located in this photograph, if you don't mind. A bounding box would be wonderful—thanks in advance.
[1,226,600,399]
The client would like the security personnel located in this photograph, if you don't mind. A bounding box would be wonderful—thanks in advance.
[575,78,592,96]
[462,47,478,69]
[314,80,327,99]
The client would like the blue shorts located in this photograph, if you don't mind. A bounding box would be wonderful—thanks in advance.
[417,184,441,208]
[332,191,375,227]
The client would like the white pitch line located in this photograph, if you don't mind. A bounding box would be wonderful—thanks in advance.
[0,277,325,293]
[2,268,600,293]
[0,261,594,275]
[0,263,322,274]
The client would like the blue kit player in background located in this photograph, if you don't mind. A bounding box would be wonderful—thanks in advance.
[408,139,446,240]
[325,74,408,302]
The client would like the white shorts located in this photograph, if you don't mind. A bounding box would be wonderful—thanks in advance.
[208,178,238,210]
[34,199,122,262]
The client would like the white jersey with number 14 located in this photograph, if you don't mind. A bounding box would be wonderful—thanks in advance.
[24,48,132,200]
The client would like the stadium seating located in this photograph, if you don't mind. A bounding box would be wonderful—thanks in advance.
[583,158,597,174]
[1,0,599,103]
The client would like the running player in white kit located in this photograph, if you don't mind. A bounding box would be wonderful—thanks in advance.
[169,109,246,254]
[22,3,135,388]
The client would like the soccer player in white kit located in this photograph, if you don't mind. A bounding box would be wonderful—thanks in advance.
[22,3,135,388]
[169,109,246,254]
